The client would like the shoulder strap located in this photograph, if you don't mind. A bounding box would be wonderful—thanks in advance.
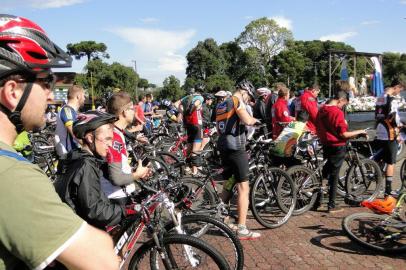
[0,149,30,162]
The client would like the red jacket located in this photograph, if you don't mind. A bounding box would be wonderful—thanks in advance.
[316,105,348,146]
[300,90,318,133]
[272,97,294,139]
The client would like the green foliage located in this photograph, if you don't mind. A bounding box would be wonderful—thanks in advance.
[138,78,149,89]
[237,17,293,62]
[158,75,184,101]
[67,41,110,62]
[205,74,235,92]
[75,59,138,98]
[186,38,227,80]
[382,52,406,86]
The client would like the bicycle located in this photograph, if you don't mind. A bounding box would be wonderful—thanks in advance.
[109,181,231,270]
[287,132,383,215]
[342,192,406,253]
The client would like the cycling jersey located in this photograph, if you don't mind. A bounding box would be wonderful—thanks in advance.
[104,127,135,199]
[55,105,78,158]
[216,96,247,151]
[272,97,294,139]
[298,90,318,133]
[375,94,401,141]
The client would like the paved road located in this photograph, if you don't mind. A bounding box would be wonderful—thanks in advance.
[240,163,406,270]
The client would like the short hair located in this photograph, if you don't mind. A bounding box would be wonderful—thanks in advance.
[107,91,132,116]
[335,80,351,93]
[67,85,84,100]
[274,82,286,91]
[278,87,290,98]
[333,90,349,101]
[146,93,152,99]
[391,75,406,88]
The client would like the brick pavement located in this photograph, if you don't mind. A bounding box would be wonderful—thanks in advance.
[241,206,406,270]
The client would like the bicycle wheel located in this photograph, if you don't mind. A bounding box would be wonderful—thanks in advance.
[156,151,185,176]
[128,234,231,270]
[342,212,406,253]
[346,159,383,201]
[164,214,244,270]
[175,177,217,213]
[287,165,320,215]
[250,168,296,228]
[398,159,406,193]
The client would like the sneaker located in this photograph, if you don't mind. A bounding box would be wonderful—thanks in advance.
[236,226,261,240]
[328,207,344,214]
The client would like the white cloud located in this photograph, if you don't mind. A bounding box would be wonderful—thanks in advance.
[109,27,196,84]
[139,17,159,24]
[361,20,380,25]
[319,31,357,42]
[0,0,85,10]
[269,16,293,30]
[244,16,254,20]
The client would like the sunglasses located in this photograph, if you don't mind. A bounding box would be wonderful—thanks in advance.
[18,73,57,90]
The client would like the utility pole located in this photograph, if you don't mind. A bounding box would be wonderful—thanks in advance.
[131,60,138,99]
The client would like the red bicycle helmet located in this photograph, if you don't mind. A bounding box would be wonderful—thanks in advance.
[361,196,397,214]
[0,14,72,133]
[0,14,72,76]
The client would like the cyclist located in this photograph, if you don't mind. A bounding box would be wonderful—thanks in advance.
[46,105,57,125]
[0,14,117,270]
[316,88,367,213]
[253,87,271,122]
[216,80,261,240]
[54,85,85,159]
[201,93,215,150]
[54,111,138,229]
[375,76,406,196]
[175,84,205,176]
[297,84,320,134]
[271,86,295,139]
[104,91,151,201]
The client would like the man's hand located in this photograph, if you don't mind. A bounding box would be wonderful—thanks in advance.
[132,160,152,181]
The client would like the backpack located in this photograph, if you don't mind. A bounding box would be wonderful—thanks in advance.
[182,94,201,116]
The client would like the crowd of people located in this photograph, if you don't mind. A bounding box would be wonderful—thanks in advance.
[1,14,405,270]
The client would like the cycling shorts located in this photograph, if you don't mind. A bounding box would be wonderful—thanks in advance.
[220,149,249,182]
[377,140,398,165]
[185,124,203,143]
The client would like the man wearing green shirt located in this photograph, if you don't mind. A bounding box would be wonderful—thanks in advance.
[0,15,118,270]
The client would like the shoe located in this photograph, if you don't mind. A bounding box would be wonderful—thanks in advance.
[236,226,261,240]
[327,207,344,214]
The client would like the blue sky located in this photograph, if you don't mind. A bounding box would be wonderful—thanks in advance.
[2,0,405,85]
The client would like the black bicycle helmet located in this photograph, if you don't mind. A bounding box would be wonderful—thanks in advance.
[0,14,73,133]
[203,93,215,100]
[236,79,256,99]
[73,110,117,139]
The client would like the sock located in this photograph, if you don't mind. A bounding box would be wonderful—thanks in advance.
[237,224,247,231]
[385,176,393,195]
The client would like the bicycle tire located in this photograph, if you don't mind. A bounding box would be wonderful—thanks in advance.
[164,214,244,270]
[345,159,383,201]
[175,177,217,213]
[287,165,320,215]
[398,159,406,193]
[128,234,231,270]
[342,212,406,253]
[156,151,185,176]
[250,168,296,228]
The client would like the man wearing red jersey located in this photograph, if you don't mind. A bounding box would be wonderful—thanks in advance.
[271,86,295,139]
[298,85,320,133]
[316,89,366,213]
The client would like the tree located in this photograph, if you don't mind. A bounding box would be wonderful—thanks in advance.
[237,17,293,62]
[158,75,184,101]
[138,78,149,89]
[382,52,406,86]
[186,38,227,81]
[75,59,138,98]
[67,41,110,62]
[205,74,235,92]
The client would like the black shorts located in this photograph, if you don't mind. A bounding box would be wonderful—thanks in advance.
[185,124,203,143]
[220,149,249,182]
[377,140,398,165]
